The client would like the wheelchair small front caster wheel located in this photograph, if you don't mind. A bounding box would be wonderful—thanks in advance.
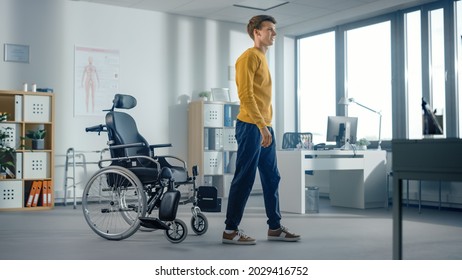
[191,212,208,235]
[164,219,188,243]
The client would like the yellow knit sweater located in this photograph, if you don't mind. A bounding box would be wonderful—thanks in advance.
[235,47,273,129]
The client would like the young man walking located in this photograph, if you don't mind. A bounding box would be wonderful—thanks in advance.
[222,15,301,245]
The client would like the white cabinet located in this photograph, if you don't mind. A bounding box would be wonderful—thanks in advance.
[188,101,239,197]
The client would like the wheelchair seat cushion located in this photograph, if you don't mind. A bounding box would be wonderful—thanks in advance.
[129,167,159,185]
[170,166,188,183]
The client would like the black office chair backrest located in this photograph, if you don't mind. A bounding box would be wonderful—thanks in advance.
[282,132,313,149]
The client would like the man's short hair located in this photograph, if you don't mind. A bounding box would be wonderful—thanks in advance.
[247,15,277,40]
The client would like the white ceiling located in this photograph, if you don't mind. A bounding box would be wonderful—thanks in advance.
[76,0,437,35]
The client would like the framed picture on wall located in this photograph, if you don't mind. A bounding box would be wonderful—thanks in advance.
[211,88,230,102]
[4,44,29,63]
[74,45,120,117]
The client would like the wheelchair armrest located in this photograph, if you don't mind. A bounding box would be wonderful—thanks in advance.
[149,144,172,149]
[109,142,146,150]
[155,155,187,169]
[98,155,161,171]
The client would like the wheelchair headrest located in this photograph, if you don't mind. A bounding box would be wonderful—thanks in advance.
[113,94,137,110]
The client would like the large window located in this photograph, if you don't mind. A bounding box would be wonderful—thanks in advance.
[406,10,423,139]
[297,0,462,143]
[345,21,391,142]
[298,22,391,145]
[428,8,446,136]
[297,31,335,144]
[407,7,446,138]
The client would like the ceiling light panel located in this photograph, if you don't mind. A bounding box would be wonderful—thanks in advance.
[233,0,289,11]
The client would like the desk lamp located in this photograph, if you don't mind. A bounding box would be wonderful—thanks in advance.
[338,97,382,150]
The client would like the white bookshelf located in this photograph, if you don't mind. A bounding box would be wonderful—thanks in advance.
[0,90,54,211]
[188,100,239,197]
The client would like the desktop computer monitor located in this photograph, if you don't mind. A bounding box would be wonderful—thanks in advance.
[326,116,358,148]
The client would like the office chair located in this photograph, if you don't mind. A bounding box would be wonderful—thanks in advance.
[282,132,314,176]
[282,132,313,150]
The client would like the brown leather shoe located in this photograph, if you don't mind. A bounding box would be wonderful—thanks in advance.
[222,230,256,245]
[267,226,300,242]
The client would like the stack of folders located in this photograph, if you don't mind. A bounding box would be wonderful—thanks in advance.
[25,180,52,207]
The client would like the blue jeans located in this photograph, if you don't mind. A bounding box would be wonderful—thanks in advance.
[225,120,281,230]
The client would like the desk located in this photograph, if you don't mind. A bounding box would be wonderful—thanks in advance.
[392,138,462,260]
[277,150,386,213]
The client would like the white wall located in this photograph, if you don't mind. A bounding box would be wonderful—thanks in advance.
[0,0,255,201]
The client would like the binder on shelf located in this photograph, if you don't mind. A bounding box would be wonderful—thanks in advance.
[42,181,48,207]
[26,181,38,207]
[207,128,221,150]
[14,95,23,121]
[204,128,209,150]
[224,104,233,127]
[32,181,43,207]
[213,128,223,150]
[46,180,52,207]
[223,152,228,173]
[15,153,22,179]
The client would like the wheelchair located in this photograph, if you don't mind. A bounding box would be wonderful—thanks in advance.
[81,94,208,243]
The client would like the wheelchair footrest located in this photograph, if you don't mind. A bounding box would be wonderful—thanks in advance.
[139,217,170,230]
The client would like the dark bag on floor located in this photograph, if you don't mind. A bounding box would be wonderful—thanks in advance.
[197,186,221,212]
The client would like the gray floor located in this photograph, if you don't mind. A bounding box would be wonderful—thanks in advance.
[0,195,461,260]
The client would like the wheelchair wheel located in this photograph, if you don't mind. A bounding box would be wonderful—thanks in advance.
[82,166,147,241]
[190,212,208,235]
[164,219,188,243]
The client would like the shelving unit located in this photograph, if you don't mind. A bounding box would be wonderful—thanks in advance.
[0,90,54,211]
[188,100,239,197]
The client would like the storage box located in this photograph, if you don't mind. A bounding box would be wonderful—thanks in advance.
[203,103,223,128]
[222,128,237,151]
[203,151,223,175]
[23,152,50,178]
[0,123,20,148]
[0,180,23,208]
[24,95,51,122]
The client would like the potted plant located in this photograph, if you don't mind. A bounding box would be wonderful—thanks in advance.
[0,112,15,178]
[25,128,46,150]
[357,138,370,150]
[198,91,211,101]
